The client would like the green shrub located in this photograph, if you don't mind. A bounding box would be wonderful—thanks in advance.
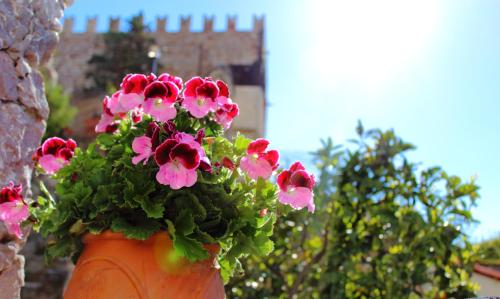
[227,123,479,299]
[44,81,77,139]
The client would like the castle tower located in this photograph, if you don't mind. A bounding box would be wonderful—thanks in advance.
[52,15,267,142]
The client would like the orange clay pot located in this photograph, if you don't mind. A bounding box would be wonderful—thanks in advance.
[63,231,225,299]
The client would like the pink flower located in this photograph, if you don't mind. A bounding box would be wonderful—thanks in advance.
[121,73,149,94]
[215,80,230,105]
[109,74,148,113]
[142,80,179,122]
[0,183,29,238]
[131,136,153,165]
[215,98,239,129]
[0,182,23,203]
[182,77,219,118]
[131,123,161,165]
[130,106,143,123]
[240,139,279,180]
[33,137,77,174]
[95,95,126,133]
[154,139,200,189]
[277,162,316,212]
[158,73,183,90]
[173,131,211,171]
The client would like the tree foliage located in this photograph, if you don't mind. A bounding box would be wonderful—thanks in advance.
[86,14,155,93]
[227,124,479,298]
[43,80,77,139]
[477,235,500,265]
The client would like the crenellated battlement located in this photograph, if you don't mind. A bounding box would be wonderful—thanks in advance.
[55,14,266,141]
[62,15,265,34]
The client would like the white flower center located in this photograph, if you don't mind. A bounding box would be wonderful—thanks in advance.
[154,98,163,107]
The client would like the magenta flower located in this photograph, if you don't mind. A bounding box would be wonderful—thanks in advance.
[0,182,23,203]
[240,139,279,180]
[174,131,211,171]
[158,73,183,90]
[33,137,77,174]
[131,136,153,165]
[131,123,161,165]
[154,139,200,189]
[215,80,230,104]
[182,77,219,118]
[109,74,148,113]
[95,95,126,133]
[142,80,179,122]
[0,182,29,239]
[277,162,316,213]
[130,106,143,123]
[215,97,239,130]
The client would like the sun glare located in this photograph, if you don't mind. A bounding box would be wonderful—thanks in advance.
[302,0,441,93]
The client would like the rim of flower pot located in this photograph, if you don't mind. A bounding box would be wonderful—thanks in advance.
[82,230,220,256]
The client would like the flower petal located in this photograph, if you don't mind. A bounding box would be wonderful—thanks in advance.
[277,170,291,192]
[116,92,144,112]
[0,201,29,238]
[155,139,178,166]
[42,137,66,155]
[38,154,65,174]
[131,136,152,165]
[143,98,177,122]
[144,81,168,99]
[290,170,315,190]
[181,96,214,118]
[216,80,230,99]
[240,155,273,180]
[196,81,219,99]
[156,163,197,189]
[184,76,204,97]
[95,113,115,133]
[170,143,200,169]
[121,74,148,94]
[247,138,269,154]
[0,182,23,204]
[278,187,314,212]
[262,150,279,170]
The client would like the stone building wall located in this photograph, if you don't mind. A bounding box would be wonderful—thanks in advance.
[53,15,267,141]
[0,1,71,298]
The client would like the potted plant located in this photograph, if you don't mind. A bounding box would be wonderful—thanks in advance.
[0,73,316,299]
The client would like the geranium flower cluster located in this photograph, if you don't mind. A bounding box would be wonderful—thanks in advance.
[95,73,239,133]
[33,137,77,174]
[0,182,29,238]
[131,122,210,190]
[1,72,317,243]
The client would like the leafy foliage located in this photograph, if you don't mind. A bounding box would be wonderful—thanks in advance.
[477,235,500,265]
[86,14,156,93]
[36,112,279,281]
[43,80,77,139]
[227,124,479,298]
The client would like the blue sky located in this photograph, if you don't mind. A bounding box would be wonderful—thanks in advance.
[65,0,500,241]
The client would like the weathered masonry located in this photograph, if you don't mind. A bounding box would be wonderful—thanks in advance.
[53,15,267,141]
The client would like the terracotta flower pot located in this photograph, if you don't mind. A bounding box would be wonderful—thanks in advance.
[63,231,225,299]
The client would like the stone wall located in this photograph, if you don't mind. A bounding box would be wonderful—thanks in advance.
[56,16,264,94]
[53,15,267,140]
[0,1,71,298]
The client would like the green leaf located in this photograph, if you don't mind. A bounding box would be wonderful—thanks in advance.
[175,209,195,235]
[110,217,160,240]
[139,196,165,219]
[96,133,115,148]
[234,133,251,155]
[173,234,209,262]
